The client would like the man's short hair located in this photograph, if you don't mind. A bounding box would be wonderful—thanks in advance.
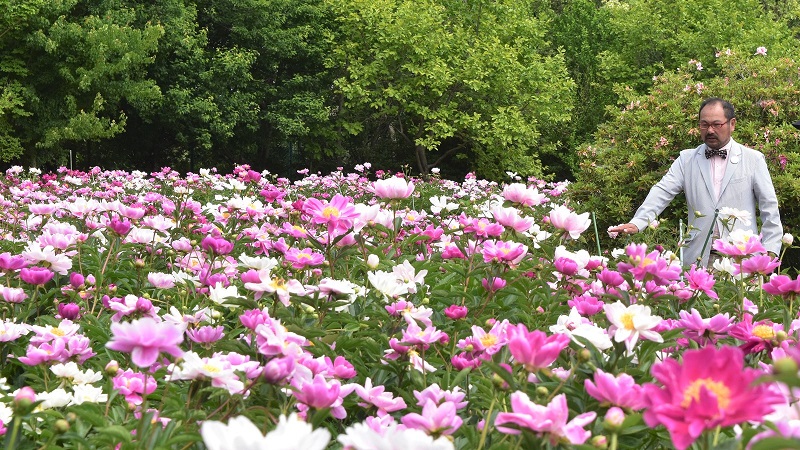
[699,98,736,120]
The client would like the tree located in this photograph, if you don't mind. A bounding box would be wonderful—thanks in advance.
[0,0,162,168]
[326,0,574,179]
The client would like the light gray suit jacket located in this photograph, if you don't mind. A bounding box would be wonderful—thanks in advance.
[629,139,783,267]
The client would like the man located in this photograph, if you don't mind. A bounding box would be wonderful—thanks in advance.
[608,98,783,267]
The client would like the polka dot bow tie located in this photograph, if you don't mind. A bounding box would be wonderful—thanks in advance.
[705,148,727,159]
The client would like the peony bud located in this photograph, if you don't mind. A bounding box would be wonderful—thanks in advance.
[773,357,799,376]
[783,233,794,246]
[366,254,380,269]
[603,407,625,432]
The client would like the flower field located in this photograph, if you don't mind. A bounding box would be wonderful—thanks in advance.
[1,164,799,449]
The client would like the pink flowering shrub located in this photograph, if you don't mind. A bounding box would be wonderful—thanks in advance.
[0,164,797,449]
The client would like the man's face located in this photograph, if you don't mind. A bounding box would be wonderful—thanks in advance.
[699,103,736,150]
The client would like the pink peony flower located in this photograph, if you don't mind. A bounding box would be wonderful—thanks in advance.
[303,194,360,235]
[729,313,782,355]
[491,206,534,232]
[584,369,646,410]
[762,274,800,300]
[201,236,234,255]
[370,176,415,199]
[443,305,468,320]
[481,277,507,293]
[401,399,463,435]
[712,235,766,258]
[506,324,571,372]
[677,308,733,346]
[548,205,590,240]
[19,266,54,285]
[495,392,596,445]
[642,345,783,450]
[738,254,780,276]
[616,243,681,285]
[292,374,342,410]
[502,183,546,207]
[482,240,527,265]
[106,317,184,367]
[685,265,718,299]
[112,369,157,405]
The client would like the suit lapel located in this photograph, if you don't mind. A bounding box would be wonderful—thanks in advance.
[718,141,741,204]
[696,145,715,201]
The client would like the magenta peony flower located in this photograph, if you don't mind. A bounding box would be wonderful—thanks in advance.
[495,392,596,445]
[729,313,782,354]
[642,345,784,450]
[444,305,468,320]
[106,317,184,367]
[481,277,507,293]
[506,324,571,372]
[56,302,81,320]
[201,236,234,255]
[584,369,646,410]
[19,266,54,285]
[685,265,718,300]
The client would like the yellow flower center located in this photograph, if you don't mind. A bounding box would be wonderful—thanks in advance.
[52,328,65,337]
[681,378,731,410]
[322,206,340,219]
[202,364,221,374]
[480,334,498,348]
[752,324,775,340]
[620,312,635,330]
[270,278,286,290]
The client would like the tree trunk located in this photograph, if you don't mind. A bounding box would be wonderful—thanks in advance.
[415,144,429,175]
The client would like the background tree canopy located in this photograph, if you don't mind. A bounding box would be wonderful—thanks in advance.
[2,0,800,227]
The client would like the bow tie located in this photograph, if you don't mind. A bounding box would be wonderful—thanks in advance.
[705,148,727,159]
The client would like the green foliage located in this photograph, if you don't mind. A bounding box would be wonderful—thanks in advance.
[570,49,800,249]
[326,0,575,179]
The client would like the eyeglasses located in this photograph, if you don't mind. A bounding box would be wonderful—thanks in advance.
[698,119,731,130]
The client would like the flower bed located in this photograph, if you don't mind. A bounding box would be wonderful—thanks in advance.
[0,164,798,449]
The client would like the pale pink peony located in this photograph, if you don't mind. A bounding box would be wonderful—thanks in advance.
[106,317,184,367]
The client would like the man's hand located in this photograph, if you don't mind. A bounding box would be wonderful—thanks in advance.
[607,223,639,238]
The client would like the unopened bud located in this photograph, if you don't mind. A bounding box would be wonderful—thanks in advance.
[366,254,380,269]
[603,407,625,432]
[578,348,592,362]
[105,360,120,376]
[55,419,70,434]
[590,435,609,449]
[535,386,549,397]
[774,357,799,376]
[783,233,794,246]
[777,330,789,342]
